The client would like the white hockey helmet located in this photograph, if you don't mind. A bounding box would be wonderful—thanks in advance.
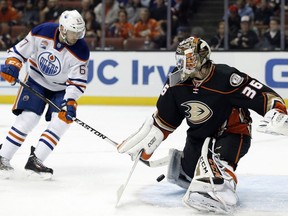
[59,10,86,45]
[175,36,211,80]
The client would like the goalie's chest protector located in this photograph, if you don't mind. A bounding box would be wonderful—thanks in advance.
[159,64,242,138]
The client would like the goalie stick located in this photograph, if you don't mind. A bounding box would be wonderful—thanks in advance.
[116,149,143,206]
[17,79,169,168]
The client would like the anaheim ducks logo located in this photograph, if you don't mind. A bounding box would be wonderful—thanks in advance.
[181,101,213,124]
[38,52,61,76]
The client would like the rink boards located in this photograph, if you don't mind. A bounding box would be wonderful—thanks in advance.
[0,51,288,105]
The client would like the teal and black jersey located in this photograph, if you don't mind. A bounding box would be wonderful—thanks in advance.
[154,64,286,140]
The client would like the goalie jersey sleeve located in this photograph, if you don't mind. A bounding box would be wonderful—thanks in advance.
[6,22,90,101]
[154,64,286,139]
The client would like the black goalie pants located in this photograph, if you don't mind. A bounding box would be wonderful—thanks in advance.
[181,133,251,179]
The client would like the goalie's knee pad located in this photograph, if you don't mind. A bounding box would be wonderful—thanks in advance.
[182,137,239,213]
[167,148,191,189]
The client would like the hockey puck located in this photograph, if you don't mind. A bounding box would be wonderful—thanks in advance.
[156,174,165,182]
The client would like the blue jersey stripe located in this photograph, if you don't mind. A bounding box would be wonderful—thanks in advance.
[11,126,27,137]
[45,129,60,141]
[6,136,21,147]
[39,138,54,150]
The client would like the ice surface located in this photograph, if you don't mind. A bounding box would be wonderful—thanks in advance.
[0,105,288,216]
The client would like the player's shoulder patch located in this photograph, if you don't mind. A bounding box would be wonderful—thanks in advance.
[229,73,244,87]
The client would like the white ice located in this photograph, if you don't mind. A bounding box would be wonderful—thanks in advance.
[0,104,288,216]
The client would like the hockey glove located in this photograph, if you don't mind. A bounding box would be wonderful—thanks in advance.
[58,99,77,124]
[257,108,288,136]
[0,57,22,84]
[117,117,164,161]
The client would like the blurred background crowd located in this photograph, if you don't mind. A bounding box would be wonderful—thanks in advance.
[0,0,287,51]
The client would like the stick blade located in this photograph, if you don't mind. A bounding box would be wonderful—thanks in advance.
[116,185,125,207]
[115,150,143,207]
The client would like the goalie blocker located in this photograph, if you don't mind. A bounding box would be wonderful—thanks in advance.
[117,116,165,161]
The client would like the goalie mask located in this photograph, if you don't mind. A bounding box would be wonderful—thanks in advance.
[169,37,211,86]
[59,10,86,46]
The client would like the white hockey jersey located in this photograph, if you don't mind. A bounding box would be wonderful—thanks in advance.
[7,22,90,101]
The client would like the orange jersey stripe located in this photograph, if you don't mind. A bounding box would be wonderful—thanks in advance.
[66,80,86,89]
[41,133,58,145]
[8,131,25,142]
[234,134,244,164]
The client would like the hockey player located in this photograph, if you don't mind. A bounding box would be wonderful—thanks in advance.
[117,36,288,213]
[0,10,89,179]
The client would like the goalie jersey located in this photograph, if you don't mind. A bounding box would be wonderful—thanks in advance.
[154,64,287,139]
[6,22,89,101]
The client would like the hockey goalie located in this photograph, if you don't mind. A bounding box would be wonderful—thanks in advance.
[117,36,288,213]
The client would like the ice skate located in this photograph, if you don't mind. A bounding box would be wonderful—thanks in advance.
[24,146,53,180]
[0,144,14,179]
[0,155,14,179]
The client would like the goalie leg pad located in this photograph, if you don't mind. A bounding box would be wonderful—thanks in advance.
[183,191,236,214]
[167,148,191,189]
[182,137,239,213]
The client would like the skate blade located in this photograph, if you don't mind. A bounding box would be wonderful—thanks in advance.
[183,192,235,214]
[25,170,53,181]
[0,169,14,180]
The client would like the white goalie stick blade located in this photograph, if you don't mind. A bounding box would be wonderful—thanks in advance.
[183,192,236,215]
[140,155,169,168]
[116,149,143,207]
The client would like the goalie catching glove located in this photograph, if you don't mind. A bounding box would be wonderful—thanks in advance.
[0,57,22,84]
[257,108,288,136]
[117,117,164,161]
[58,99,77,124]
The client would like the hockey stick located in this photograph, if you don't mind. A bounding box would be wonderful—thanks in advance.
[116,149,143,207]
[17,79,118,146]
[17,79,169,168]
[141,155,169,167]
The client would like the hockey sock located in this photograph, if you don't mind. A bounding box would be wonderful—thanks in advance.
[0,126,27,160]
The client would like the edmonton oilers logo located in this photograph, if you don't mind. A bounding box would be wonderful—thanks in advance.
[38,52,61,76]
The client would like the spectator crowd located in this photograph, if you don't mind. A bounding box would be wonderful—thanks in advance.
[0,0,287,50]
[210,0,286,50]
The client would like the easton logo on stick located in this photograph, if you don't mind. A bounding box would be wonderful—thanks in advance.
[74,119,107,139]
